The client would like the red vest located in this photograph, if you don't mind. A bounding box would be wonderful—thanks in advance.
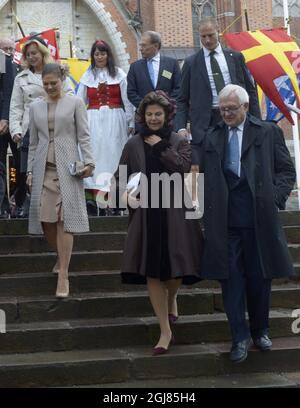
[87,84,122,109]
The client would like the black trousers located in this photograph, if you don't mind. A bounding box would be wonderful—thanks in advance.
[220,228,272,343]
[0,132,27,209]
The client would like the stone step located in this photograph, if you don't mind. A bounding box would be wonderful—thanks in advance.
[0,337,299,387]
[0,311,295,355]
[1,246,300,275]
[0,251,123,274]
[0,227,298,255]
[0,289,215,324]
[284,226,300,243]
[0,232,126,254]
[0,211,299,236]
[82,372,300,388]
[0,269,299,298]
[0,216,128,235]
[0,286,299,324]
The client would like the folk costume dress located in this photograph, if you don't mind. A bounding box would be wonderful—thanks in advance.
[77,66,134,199]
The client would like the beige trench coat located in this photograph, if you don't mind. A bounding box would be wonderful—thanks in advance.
[28,94,94,234]
[9,68,74,138]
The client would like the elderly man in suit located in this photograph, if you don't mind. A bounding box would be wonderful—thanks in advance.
[175,19,260,163]
[200,84,295,363]
[127,31,181,110]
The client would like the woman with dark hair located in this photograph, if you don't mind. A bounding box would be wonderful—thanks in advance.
[77,40,134,215]
[27,63,94,298]
[115,91,203,355]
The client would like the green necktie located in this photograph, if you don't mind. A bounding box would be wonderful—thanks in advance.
[209,50,225,94]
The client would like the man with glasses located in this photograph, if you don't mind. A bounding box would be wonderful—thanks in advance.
[127,31,181,110]
[175,18,260,164]
[200,84,295,363]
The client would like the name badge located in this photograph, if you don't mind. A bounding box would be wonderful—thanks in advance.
[162,70,172,80]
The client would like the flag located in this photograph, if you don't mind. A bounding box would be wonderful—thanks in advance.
[60,58,90,91]
[224,28,300,124]
[265,74,300,122]
[13,29,60,65]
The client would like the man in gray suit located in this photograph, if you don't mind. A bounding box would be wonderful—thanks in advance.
[175,19,260,163]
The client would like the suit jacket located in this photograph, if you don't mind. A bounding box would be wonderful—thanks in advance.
[200,115,295,280]
[175,47,261,145]
[127,55,181,108]
[0,55,16,121]
[28,95,94,235]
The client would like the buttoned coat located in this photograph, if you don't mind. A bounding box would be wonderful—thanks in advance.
[175,48,261,145]
[9,68,74,138]
[115,133,203,281]
[28,95,94,234]
[201,115,296,280]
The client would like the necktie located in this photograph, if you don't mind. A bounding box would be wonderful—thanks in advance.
[209,51,225,94]
[147,58,156,88]
[226,128,240,176]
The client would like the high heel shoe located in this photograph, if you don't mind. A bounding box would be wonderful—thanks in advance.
[52,258,60,274]
[168,313,178,324]
[56,278,69,298]
[152,335,175,356]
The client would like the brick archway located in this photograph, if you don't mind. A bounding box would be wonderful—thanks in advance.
[0,0,130,71]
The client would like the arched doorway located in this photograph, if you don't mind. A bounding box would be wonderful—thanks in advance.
[0,0,130,70]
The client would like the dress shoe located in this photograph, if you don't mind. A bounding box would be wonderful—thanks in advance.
[230,338,251,363]
[253,335,272,351]
[52,258,60,274]
[56,278,69,298]
[168,313,178,324]
[152,335,175,356]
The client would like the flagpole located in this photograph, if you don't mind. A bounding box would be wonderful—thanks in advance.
[283,0,300,209]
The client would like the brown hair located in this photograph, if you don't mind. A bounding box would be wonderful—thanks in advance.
[137,91,176,127]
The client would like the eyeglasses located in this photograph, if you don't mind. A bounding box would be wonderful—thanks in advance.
[219,104,244,115]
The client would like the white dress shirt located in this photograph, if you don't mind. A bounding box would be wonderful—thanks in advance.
[228,118,246,177]
[203,44,231,107]
[149,52,160,88]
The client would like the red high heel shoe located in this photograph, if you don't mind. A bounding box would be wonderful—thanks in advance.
[168,313,178,324]
[152,335,175,356]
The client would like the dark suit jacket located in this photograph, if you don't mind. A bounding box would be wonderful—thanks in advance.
[200,115,295,280]
[127,55,181,108]
[0,55,17,121]
[174,47,261,145]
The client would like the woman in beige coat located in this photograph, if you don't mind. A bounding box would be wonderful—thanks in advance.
[27,63,95,298]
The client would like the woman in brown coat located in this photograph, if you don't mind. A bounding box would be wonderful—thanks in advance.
[115,91,203,355]
[27,63,94,298]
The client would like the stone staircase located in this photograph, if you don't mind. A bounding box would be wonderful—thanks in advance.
[0,213,299,388]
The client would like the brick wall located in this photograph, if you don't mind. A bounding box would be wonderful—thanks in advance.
[241,0,273,31]
[140,0,155,31]
[101,0,138,63]
[153,0,194,47]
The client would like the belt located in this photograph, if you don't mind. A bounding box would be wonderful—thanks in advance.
[88,104,122,110]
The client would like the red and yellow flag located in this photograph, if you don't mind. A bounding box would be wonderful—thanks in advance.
[224,28,300,124]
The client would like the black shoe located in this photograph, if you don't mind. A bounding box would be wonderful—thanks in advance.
[0,210,10,219]
[86,200,98,216]
[253,335,272,351]
[230,338,251,363]
[16,206,25,218]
